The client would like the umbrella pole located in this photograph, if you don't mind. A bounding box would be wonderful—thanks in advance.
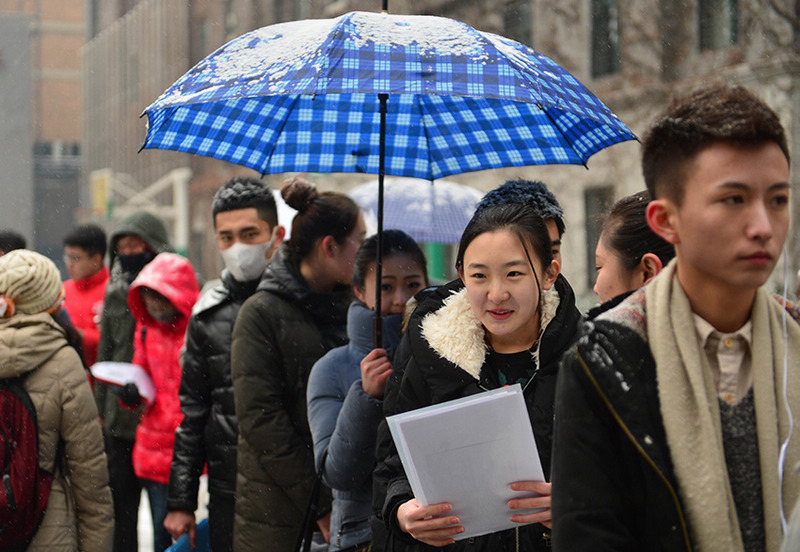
[374,92,388,349]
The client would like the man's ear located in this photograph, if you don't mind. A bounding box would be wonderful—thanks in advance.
[646,200,679,245]
[541,260,560,291]
[639,253,664,285]
[268,226,286,257]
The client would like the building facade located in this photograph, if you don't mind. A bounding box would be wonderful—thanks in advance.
[0,1,85,264]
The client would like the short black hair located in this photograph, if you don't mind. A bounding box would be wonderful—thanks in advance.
[642,82,789,205]
[0,230,26,254]
[63,224,108,259]
[212,176,279,228]
[476,179,565,237]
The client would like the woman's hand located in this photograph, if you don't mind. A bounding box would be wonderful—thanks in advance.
[361,348,393,398]
[508,481,552,528]
[397,498,464,547]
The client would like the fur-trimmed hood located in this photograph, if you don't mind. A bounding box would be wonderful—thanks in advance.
[418,279,564,380]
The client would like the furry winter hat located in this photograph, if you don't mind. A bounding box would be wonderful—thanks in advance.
[0,249,63,315]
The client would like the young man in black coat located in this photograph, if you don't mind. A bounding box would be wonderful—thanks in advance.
[551,83,800,551]
[164,177,284,551]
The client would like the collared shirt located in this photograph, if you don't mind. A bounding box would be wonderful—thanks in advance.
[693,314,753,405]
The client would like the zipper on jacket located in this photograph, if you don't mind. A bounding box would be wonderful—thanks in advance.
[575,349,692,551]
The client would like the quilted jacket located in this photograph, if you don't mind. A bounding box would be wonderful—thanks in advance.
[0,313,113,551]
[128,252,199,484]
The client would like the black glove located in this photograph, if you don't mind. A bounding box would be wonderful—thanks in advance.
[114,382,142,408]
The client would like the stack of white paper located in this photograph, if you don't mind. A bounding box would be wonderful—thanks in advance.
[91,361,156,404]
[387,384,544,540]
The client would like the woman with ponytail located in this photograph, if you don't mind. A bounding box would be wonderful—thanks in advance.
[231,177,366,552]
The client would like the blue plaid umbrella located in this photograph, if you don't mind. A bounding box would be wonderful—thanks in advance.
[141,10,635,325]
[141,11,635,177]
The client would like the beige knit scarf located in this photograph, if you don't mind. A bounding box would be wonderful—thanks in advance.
[646,262,800,551]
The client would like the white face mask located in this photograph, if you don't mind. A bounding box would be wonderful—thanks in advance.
[220,232,276,282]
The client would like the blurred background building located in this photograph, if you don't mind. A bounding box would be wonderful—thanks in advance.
[2,0,798,305]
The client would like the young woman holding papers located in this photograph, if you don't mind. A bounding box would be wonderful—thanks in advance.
[376,203,580,550]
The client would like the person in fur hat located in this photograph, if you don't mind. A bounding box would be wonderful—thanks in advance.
[0,249,113,551]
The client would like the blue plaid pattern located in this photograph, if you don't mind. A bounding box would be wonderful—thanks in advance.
[143,11,635,178]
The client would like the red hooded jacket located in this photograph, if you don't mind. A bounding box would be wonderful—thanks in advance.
[128,253,199,484]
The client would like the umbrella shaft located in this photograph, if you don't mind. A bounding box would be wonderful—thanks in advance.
[374,92,389,348]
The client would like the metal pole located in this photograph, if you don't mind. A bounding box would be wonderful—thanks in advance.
[374,92,388,348]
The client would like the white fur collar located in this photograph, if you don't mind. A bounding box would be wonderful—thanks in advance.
[420,287,561,380]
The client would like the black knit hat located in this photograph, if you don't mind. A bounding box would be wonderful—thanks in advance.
[476,179,565,236]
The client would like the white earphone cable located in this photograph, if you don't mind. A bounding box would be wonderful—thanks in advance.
[777,247,794,532]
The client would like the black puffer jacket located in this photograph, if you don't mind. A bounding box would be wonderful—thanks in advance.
[375,276,580,552]
[551,292,691,551]
[231,249,353,551]
[166,270,260,511]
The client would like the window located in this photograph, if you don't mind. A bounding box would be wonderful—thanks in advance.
[584,186,614,288]
[591,0,620,78]
[503,0,532,46]
[698,0,739,50]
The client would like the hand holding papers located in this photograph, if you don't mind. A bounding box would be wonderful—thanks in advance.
[91,361,156,405]
[387,384,545,541]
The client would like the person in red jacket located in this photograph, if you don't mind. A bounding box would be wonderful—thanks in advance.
[62,224,110,367]
[121,252,199,552]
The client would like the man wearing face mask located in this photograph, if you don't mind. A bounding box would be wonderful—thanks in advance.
[94,210,174,552]
[164,177,284,552]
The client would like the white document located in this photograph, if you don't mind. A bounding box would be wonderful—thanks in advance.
[90,361,156,405]
[386,384,544,540]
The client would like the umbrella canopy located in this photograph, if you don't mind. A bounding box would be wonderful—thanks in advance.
[141,10,636,338]
[349,177,482,244]
[141,11,636,179]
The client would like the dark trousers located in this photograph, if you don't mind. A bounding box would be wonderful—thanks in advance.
[209,493,235,552]
[105,434,142,552]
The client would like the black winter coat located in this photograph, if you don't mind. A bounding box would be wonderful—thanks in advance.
[551,296,692,551]
[374,276,580,552]
[231,249,353,551]
[167,271,260,511]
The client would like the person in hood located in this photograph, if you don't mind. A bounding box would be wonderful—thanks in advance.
[120,252,199,552]
[94,209,174,552]
[164,177,285,552]
[374,203,581,551]
[0,249,113,551]
[231,176,366,551]
[307,230,428,552]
